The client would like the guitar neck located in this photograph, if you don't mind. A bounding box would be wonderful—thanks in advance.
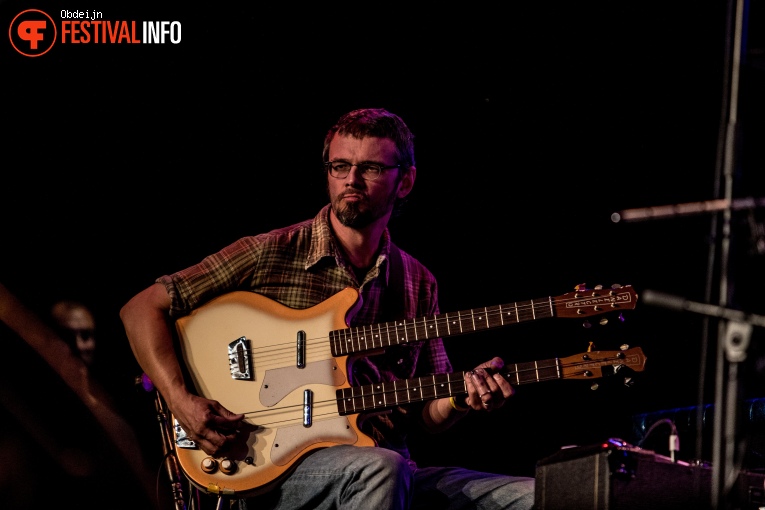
[329,285,637,357]
[335,347,646,415]
[330,299,555,357]
[336,356,562,415]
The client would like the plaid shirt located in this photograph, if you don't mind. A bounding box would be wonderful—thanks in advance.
[158,204,452,457]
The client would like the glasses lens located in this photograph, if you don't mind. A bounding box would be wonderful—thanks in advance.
[358,164,381,180]
[329,162,351,177]
[327,162,388,180]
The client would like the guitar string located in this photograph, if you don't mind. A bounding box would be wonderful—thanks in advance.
[237,354,640,427]
[241,291,635,368]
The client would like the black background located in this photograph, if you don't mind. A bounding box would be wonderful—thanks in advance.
[3,1,765,507]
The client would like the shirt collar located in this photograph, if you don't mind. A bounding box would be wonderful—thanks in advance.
[306,204,392,285]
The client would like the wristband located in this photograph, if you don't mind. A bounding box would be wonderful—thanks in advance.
[449,396,470,412]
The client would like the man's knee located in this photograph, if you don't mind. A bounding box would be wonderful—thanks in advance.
[352,447,413,483]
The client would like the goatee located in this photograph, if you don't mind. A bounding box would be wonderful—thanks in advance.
[334,202,374,228]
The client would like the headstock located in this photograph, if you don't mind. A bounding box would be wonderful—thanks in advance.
[553,284,638,321]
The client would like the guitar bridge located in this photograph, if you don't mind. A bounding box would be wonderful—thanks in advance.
[174,418,196,449]
[228,337,252,380]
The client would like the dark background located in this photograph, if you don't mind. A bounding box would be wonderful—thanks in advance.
[2,1,765,508]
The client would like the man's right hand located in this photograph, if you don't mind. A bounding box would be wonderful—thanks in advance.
[171,394,245,457]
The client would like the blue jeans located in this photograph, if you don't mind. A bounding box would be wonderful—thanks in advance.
[237,445,535,510]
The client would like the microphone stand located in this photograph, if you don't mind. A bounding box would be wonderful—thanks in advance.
[613,1,750,506]
[641,291,763,507]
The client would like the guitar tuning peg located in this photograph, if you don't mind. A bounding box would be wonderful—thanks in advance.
[590,383,600,391]
[575,283,587,291]
[619,344,630,351]
[599,317,608,326]
[618,312,625,322]
[611,283,623,289]
[623,377,635,388]
[594,284,603,290]
[582,320,592,329]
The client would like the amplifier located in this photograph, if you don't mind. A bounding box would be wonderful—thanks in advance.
[534,439,765,510]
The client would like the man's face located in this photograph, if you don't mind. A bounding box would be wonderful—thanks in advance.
[326,134,410,229]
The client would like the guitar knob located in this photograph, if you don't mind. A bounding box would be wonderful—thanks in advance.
[201,457,218,473]
[220,458,237,475]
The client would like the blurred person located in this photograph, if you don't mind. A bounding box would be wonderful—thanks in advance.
[50,299,97,367]
[0,282,158,509]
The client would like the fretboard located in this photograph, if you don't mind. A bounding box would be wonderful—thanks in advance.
[330,299,555,356]
[336,357,562,415]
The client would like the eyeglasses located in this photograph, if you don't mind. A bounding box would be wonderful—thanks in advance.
[325,161,401,181]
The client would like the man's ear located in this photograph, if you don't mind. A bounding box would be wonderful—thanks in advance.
[397,166,416,198]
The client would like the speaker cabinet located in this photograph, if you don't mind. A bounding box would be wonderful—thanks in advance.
[535,440,765,509]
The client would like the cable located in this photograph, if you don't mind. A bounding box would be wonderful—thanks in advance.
[638,418,680,463]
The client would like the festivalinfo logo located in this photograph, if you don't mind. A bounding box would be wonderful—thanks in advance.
[9,8,181,57]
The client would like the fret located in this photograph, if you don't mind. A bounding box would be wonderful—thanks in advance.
[362,384,380,410]
[436,373,466,398]
[487,305,502,329]
[461,310,475,332]
[509,363,519,384]
[412,317,426,341]
[537,358,561,382]
[329,330,339,355]
[346,329,354,354]
[338,329,349,355]
[380,382,389,408]
[359,325,369,352]
[418,376,435,401]
[370,324,380,349]
[407,377,423,402]
[390,379,410,405]
[356,325,365,351]
[471,309,484,332]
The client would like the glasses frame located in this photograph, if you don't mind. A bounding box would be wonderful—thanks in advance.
[325,161,402,181]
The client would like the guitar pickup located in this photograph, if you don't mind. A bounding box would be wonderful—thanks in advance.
[228,337,252,380]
